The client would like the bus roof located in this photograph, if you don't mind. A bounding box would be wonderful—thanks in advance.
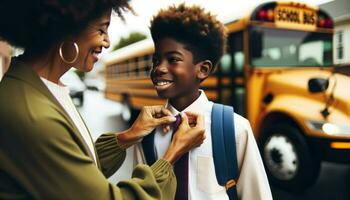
[102,39,154,66]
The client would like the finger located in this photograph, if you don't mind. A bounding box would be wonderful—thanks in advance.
[161,107,173,117]
[186,115,197,126]
[155,112,163,118]
[184,111,200,118]
[161,124,171,133]
[155,115,176,125]
[194,114,204,128]
[149,105,165,116]
[180,113,189,127]
[184,111,201,125]
[165,125,170,132]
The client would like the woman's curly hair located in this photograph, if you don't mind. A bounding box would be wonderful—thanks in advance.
[150,3,227,71]
[0,0,132,55]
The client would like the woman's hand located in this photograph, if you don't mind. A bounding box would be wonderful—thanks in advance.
[163,112,206,165]
[116,106,176,148]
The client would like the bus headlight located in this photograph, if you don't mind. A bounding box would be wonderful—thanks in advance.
[307,120,350,136]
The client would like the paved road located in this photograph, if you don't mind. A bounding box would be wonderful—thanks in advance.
[79,90,350,200]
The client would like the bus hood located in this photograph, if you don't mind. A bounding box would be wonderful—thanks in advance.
[267,69,350,117]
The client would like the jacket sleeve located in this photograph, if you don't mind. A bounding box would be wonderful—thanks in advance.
[3,116,176,200]
[95,133,127,177]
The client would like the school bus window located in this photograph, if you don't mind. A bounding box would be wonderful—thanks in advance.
[144,55,150,76]
[336,31,344,60]
[134,57,139,77]
[234,52,244,72]
[115,64,119,78]
[234,87,246,116]
[228,32,244,75]
[125,60,130,77]
[113,64,118,78]
[220,54,232,74]
[129,59,135,78]
[137,59,145,76]
[146,55,152,76]
[250,27,333,67]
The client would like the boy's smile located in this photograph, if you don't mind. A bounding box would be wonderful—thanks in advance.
[153,78,174,91]
[151,37,201,111]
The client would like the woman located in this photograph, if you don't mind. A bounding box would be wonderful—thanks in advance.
[0,0,205,199]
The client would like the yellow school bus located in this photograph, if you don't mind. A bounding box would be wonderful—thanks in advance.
[103,1,350,191]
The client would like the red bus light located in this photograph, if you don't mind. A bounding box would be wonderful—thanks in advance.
[319,18,326,27]
[258,10,267,20]
[325,19,332,28]
[267,9,274,21]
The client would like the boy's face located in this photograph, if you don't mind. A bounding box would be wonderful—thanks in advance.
[150,37,201,103]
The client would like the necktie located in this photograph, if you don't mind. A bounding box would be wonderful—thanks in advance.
[173,114,189,200]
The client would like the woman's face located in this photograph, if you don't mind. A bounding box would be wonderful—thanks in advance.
[73,10,111,72]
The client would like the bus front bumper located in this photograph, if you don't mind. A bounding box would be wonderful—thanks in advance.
[308,137,350,163]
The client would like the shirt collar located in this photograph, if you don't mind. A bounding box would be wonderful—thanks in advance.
[166,89,210,116]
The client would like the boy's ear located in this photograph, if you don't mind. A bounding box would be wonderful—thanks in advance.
[196,60,213,81]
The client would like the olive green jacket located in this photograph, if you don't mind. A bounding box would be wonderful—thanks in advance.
[0,59,176,199]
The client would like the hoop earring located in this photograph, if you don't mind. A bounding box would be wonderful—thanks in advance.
[59,41,79,64]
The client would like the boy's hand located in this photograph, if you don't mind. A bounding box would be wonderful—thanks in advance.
[117,106,176,146]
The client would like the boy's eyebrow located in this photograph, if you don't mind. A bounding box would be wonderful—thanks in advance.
[164,51,183,57]
[153,51,184,58]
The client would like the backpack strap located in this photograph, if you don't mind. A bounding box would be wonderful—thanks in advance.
[211,103,238,200]
[141,130,157,165]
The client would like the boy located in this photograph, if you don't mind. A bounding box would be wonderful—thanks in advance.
[134,3,272,200]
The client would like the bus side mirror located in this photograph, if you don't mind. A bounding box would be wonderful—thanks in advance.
[308,78,329,93]
[250,31,262,58]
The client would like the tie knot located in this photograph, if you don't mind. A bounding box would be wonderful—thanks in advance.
[173,114,182,130]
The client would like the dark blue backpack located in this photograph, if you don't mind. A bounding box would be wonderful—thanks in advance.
[211,103,238,200]
[141,103,238,200]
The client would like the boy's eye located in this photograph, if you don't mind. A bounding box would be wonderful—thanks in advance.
[168,57,180,63]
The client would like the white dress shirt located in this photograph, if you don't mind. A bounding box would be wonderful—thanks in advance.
[134,90,272,200]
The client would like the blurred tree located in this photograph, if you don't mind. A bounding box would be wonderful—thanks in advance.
[112,32,147,51]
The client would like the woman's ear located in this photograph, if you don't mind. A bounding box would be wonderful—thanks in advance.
[196,60,213,81]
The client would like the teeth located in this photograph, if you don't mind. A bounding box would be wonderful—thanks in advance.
[156,81,171,86]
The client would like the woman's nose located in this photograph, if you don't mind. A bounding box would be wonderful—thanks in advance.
[103,33,110,49]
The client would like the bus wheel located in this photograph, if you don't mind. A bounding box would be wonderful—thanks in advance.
[259,123,320,192]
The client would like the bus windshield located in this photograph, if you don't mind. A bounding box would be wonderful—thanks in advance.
[250,27,333,67]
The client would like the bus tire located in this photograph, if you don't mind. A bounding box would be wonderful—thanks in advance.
[259,123,320,192]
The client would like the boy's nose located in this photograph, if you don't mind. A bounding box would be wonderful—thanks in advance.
[153,62,168,74]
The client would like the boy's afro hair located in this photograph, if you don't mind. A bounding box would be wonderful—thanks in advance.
[150,3,227,71]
